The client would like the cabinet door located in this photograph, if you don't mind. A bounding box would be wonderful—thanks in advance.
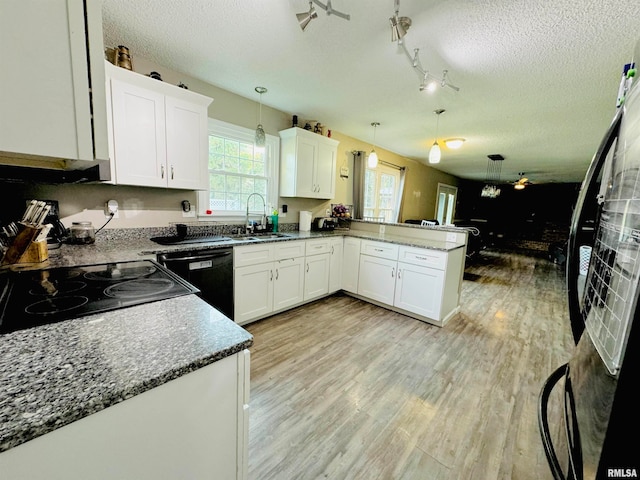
[342,237,361,294]
[358,255,396,305]
[165,96,208,190]
[234,263,273,324]
[273,257,305,311]
[110,79,167,187]
[394,262,444,320]
[295,135,317,197]
[304,253,330,301]
[315,140,337,199]
[0,0,106,163]
[329,238,343,294]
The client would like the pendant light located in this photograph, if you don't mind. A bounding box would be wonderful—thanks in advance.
[368,122,380,168]
[429,109,445,164]
[254,86,267,151]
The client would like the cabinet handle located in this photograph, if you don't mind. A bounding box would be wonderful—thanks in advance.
[275,268,279,280]
[161,165,165,179]
[392,267,395,278]
[331,246,334,254]
[374,248,384,252]
[416,256,428,261]
[171,165,175,179]
[306,263,309,273]
[270,270,273,281]
[397,269,402,279]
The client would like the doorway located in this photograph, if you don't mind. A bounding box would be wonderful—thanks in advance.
[436,183,457,225]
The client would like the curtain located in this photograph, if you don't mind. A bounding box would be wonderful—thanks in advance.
[352,151,366,220]
[393,167,407,223]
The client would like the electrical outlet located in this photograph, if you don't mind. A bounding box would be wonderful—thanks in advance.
[325,208,331,216]
[379,224,385,234]
[105,199,119,218]
[446,232,457,242]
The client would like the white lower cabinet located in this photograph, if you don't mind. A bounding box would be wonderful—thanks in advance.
[234,241,305,324]
[342,237,361,294]
[305,252,330,300]
[394,262,445,319]
[273,257,305,311]
[355,241,460,325]
[304,238,331,301]
[0,350,250,480]
[328,237,343,293]
[358,254,398,305]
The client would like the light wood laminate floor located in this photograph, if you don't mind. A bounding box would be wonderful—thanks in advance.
[245,249,575,479]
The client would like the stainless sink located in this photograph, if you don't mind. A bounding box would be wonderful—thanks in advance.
[229,232,291,242]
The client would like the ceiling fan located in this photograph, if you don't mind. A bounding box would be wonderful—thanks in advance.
[513,172,532,190]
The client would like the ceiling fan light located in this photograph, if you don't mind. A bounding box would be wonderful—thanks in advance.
[368,149,379,168]
[428,142,441,164]
[444,138,465,149]
[514,183,525,190]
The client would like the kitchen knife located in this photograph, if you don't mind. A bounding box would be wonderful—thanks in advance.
[21,200,37,223]
[35,205,51,226]
[35,224,52,242]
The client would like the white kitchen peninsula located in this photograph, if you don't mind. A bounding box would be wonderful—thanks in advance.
[345,220,468,327]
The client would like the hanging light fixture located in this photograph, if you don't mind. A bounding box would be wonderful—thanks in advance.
[254,86,267,151]
[296,2,317,31]
[481,154,504,198]
[514,172,529,190]
[368,122,380,168]
[429,109,445,164]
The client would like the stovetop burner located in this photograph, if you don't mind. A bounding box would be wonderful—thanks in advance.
[0,260,199,334]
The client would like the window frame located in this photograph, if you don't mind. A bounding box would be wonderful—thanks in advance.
[363,164,401,222]
[198,118,279,221]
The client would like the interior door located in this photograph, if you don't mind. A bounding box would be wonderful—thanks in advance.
[436,183,458,226]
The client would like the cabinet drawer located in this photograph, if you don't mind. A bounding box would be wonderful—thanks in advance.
[305,238,331,256]
[398,246,447,270]
[234,244,274,267]
[360,240,399,260]
[274,240,306,260]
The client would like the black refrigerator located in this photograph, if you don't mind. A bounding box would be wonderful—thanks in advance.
[538,48,640,479]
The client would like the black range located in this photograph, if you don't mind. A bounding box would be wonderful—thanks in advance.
[0,260,199,334]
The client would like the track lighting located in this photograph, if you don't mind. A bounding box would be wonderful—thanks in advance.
[297,0,350,31]
[390,1,459,93]
[296,2,317,31]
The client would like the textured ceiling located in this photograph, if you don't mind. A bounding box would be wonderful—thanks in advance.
[102,0,640,184]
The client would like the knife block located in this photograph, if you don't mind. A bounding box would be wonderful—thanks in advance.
[1,226,49,265]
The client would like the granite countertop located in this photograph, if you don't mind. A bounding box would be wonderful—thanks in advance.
[0,294,253,453]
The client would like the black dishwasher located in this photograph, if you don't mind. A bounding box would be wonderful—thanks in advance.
[157,248,234,319]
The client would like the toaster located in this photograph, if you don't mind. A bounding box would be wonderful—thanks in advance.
[313,217,337,231]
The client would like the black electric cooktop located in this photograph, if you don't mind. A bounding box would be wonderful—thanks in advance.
[0,260,199,334]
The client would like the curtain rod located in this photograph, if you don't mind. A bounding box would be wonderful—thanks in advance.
[351,150,406,171]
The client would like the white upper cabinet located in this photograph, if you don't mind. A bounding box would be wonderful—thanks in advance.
[279,127,339,199]
[106,62,213,189]
[0,0,109,171]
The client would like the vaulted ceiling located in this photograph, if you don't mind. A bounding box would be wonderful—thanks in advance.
[102,0,640,184]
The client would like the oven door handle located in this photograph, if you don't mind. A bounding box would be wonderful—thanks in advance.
[159,251,232,264]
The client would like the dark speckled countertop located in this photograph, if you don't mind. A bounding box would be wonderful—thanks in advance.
[0,294,252,453]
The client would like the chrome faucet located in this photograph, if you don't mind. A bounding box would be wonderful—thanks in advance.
[246,193,266,233]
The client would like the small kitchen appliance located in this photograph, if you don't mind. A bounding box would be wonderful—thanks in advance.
[312,217,337,231]
[0,260,198,334]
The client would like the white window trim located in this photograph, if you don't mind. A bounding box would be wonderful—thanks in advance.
[197,118,279,222]
[365,164,401,222]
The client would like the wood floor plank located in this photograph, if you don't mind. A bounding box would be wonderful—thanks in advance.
[245,250,575,479]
